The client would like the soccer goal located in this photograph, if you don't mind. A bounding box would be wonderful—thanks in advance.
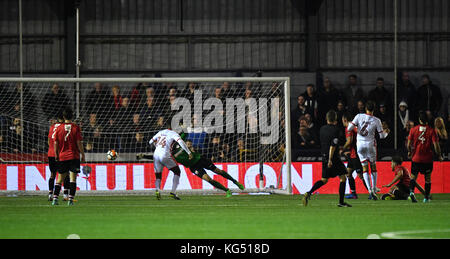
[0,77,292,195]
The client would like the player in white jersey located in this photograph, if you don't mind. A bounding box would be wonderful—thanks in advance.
[149,127,193,200]
[347,101,388,200]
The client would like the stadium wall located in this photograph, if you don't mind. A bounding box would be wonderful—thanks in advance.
[1,161,449,194]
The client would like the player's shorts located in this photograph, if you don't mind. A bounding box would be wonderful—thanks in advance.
[153,151,178,173]
[322,158,347,179]
[411,162,433,176]
[356,141,377,166]
[58,159,80,174]
[48,157,59,175]
[190,157,217,178]
[346,156,363,172]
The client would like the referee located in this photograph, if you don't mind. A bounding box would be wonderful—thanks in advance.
[302,110,352,207]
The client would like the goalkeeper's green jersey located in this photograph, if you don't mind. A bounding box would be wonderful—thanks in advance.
[172,144,201,168]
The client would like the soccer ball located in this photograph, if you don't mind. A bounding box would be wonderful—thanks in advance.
[107,150,117,161]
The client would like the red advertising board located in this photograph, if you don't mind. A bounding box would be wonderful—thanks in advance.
[1,162,449,194]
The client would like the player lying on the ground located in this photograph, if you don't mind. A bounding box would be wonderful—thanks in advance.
[137,133,244,197]
[381,155,426,200]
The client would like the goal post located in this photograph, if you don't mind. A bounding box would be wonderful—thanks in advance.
[0,77,292,195]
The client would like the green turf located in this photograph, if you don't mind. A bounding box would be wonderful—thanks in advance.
[1,193,449,239]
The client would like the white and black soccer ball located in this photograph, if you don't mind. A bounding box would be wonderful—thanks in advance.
[107,150,117,161]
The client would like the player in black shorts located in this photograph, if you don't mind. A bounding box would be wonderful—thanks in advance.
[47,113,70,201]
[341,112,369,199]
[302,110,352,207]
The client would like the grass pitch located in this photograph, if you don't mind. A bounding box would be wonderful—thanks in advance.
[1,193,449,239]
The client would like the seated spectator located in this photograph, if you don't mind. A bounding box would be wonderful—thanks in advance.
[434,117,448,154]
[213,87,223,101]
[235,138,256,162]
[218,142,232,162]
[416,74,442,116]
[117,97,133,130]
[291,95,313,133]
[42,83,70,121]
[140,96,158,130]
[299,115,318,143]
[221,81,234,99]
[208,135,222,162]
[85,82,109,122]
[111,85,123,112]
[356,100,366,115]
[130,81,150,111]
[304,113,319,139]
[297,126,318,149]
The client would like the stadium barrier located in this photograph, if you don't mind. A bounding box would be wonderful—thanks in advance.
[1,162,449,194]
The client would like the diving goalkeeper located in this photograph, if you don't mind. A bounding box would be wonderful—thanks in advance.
[137,133,244,197]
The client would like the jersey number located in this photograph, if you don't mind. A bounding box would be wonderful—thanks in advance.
[157,136,166,147]
[360,121,369,136]
[418,128,426,144]
[64,124,72,141]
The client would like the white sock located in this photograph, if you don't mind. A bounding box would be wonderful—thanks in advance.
[371,172,378,192]
[363,172,372,192]
[155,178,161,191]
[172,174,180,193]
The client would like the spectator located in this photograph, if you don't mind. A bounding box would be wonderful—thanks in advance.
[299,116,318,144]
[117,97,133,130]
[42,83,70,121]
[111,85,123,111]
[375,104,392,128]
[397,101,410,149]
[356,100,366,115]
[132,132,149,153]
[131,113,142,132]
[397,72,416,119]
[336,100,347,128]
[221,81,233,99]
[302,84,319,120]
[416,74,442,116]
[130,81,150,112]
[378,121,394,158]
[218,142,232,162]
[235,138,256,162]
[304,113,319,139]
[208,135,222,162]
[85,82,109,122]
[342,74,365,115]
[184,82,200,104]
[434,117,448,155]
[317,77,343,126]
[368,77,392,110]
[291,95,313,133]
[84,113,103,153]
[140,96,158,130]
[297,126,318,149]
[397,101,410,131]
[213,87,223,101]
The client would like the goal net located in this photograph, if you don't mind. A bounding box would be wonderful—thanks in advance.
[0,77,291,194]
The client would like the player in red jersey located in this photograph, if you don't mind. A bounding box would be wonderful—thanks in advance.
[46,113,71,201]
[407,111,443,203]
[341,112,369,199]
[52,108,85,206]
[381,155,425,200]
